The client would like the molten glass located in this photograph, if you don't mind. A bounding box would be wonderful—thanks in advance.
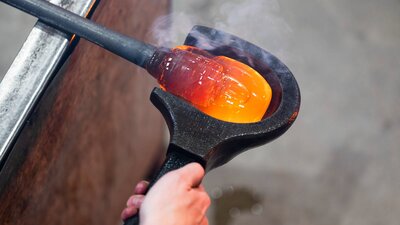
[147,46,272,123]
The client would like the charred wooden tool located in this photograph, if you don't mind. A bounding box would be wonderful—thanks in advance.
[0,0,300,224]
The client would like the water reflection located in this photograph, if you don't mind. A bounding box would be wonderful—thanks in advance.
[211,186,263,225]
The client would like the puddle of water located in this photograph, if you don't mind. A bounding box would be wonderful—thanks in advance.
[211,186,263,225]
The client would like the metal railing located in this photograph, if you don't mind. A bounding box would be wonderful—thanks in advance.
[0,0,96,167]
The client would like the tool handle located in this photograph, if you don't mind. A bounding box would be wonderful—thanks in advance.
[123,149,199,225]
[1,0,157,68]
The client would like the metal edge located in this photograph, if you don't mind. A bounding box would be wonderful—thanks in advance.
[0,0,97,166]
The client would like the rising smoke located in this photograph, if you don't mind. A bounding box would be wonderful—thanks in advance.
[150,0,292,59]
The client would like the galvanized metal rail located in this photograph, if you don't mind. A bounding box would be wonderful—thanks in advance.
[0,0,97,167]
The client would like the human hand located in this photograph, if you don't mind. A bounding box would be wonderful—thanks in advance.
[121,163,210,225]
[121,180,149,220]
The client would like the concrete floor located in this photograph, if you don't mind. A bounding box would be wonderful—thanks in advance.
[1,0,400,224]
[171,0,400,225]
[0,3,36,81]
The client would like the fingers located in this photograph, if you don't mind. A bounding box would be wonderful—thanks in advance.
[126,195,145,208]
[197,184,205,192]
[134,180,149,194]
[199,216,209,225]
[122,194,145,220]
[121,180,149,221]
[175,163,205,187]
[121,206,138,220]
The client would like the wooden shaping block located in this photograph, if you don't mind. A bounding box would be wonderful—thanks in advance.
[0,0,169,224]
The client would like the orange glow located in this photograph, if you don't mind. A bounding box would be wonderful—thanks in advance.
[197,56,272,123]
[154,46,272,123]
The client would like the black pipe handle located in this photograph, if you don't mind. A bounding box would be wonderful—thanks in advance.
[123,149,201,225]
[0,0,157,68]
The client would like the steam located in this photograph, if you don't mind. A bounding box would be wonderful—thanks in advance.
[150,0,292,58]
[150,12,197,47]
[214,0,292,56]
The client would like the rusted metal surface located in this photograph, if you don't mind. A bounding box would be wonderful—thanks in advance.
[0,0,169,224]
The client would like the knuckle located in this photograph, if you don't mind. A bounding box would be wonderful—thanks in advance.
[163,171,181,182]
[192,163,205,175]
[163,172,186,187]
[174,173,186,183]
[202,193,211,206]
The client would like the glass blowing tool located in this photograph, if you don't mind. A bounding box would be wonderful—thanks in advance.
[122,25,300,225]
[0,1,301,225]
[1,0,272,124]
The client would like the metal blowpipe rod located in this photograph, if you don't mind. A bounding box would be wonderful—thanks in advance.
[1,0,157,68]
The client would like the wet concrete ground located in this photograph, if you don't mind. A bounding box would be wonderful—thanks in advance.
[1,0,400,224]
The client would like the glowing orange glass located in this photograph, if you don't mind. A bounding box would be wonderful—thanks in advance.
[148,45,272,123]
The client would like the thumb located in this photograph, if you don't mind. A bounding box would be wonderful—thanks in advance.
[175,163,205,187]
